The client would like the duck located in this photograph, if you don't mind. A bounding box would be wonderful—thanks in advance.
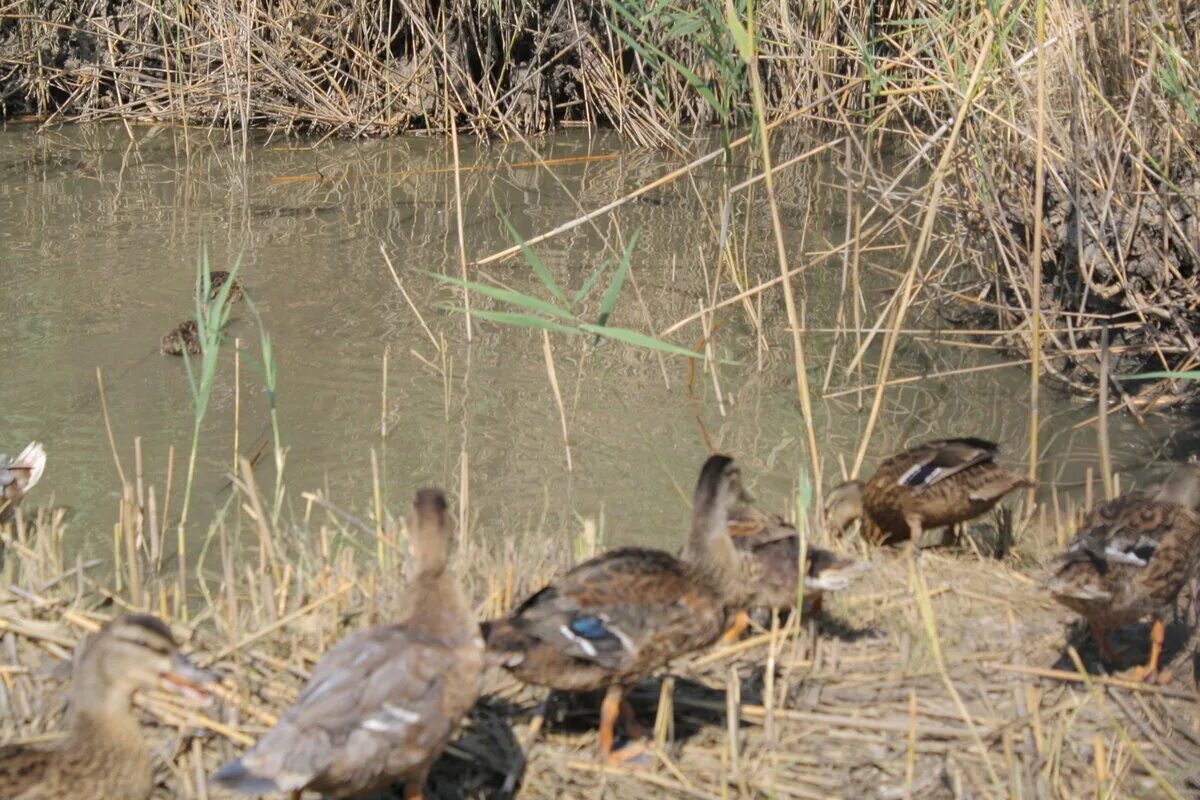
[206,270,243,304]
[720,502,868,639]
[1047,464,1200,682]
[0,614,215,800]
[212,488,483,800]
[160,320,201,357]
[1,441,47,526]
[481,454,742,764]
[824,437,1031,546]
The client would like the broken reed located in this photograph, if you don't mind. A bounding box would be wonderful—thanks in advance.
[2,469,1196,799]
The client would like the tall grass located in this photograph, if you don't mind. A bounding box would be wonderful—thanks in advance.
[175,247,240,610]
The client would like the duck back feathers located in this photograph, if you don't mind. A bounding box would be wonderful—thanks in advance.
[859,438,1031,544]
[482,546,726,692]
[728,506,866,612]
[213,488,482,799]
[1049,475,1200,629]
[214,624,480,798]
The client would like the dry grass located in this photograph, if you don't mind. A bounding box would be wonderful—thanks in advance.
[2,3,1199,795]
[2,476,1199,799]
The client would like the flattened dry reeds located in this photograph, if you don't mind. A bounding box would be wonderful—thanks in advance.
[2,471,1199,798]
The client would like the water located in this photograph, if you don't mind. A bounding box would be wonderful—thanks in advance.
[0,123,1183,562]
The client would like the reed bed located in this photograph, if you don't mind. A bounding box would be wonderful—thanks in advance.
[2,460,1199,798]
[3,0,1197,407]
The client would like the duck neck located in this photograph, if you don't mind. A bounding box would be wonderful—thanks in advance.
[401,566,475,643]
[67,680,143,750]
[684,498,740,602]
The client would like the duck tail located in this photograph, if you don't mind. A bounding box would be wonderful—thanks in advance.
[480,618,533,668]
[13,442,47,491]
[210,759,283,795]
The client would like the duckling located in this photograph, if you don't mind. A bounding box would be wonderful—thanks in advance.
[1,441,46,526]
[212,488,483,800]
[481,454,741,764]
[160,320,201,356]
[825,437,1031,546]
[1047,465,1200,682]
[0,614,215,800]
[720,503,868,639]
[206,270,243,304]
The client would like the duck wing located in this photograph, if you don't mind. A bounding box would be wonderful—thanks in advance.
[0,442,47,523]
[507,546,719,672]
[896,438,998,490]
[213,624,475,795]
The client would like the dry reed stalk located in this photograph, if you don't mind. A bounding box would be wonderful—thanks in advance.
[850,12,1002,478]
[1028,0,1047,504]
[541,330,573,472]
[1097,325,1114,501]
[450,113,473,342]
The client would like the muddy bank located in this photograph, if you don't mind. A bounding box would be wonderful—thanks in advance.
[996,160,1200,401]
[931,1,1200,409]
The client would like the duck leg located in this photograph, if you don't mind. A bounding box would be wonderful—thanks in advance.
[403,772,427,800]
[1090,622,1117,664]
[718,610,750,644]
[904,514,924,547]
[1120,618,1171,683]
[599,685,653,766]
[619,698,650,740]
[598,684,622,762]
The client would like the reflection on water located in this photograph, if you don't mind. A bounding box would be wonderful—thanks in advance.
[0,124,1183,562]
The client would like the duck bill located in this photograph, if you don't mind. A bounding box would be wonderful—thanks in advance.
[160,652,219,706]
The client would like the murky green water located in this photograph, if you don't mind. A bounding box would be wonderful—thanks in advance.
[0,124,1185,561]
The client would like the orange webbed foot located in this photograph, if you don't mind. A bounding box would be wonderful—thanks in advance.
[605,739,655,768]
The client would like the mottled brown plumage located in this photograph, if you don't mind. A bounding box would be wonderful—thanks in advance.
[0,614,214,800]
[207,270,243,304]
[727,505,868,617]
[1047,465,1200,681]
[160,320,201,356]
[213,488,483,799]
[825,438,1031,546]
[482,455,741,763]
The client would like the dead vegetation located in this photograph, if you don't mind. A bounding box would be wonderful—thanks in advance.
[2,473,1199,799]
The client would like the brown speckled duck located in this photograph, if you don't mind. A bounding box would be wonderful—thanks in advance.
[212,488,483,800]
[482,455,741,764]
[1,441,46,526]
[206,270,243,304]
[824,437,1031,546]
[0,614,214,800]
[1047,465,1200,682]
[719,502,868,639]
[160,320,201,356]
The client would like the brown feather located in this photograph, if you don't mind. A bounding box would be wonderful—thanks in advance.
[213,488,482,799]
[160,320,201,356]
[728,505,866,613]
[1049,470,1200,631]
[856,438,1031,545]
[0,614,211,800]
